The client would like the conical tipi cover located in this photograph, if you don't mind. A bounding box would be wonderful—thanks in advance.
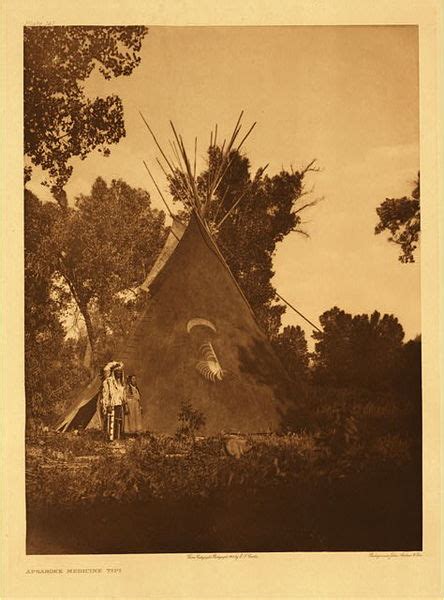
[57,214,295,435]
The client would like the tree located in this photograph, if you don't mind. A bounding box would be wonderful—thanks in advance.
[396,336,421,405]
[312,307,405,390]
[25,190,87,425]
[24,26,148,202]
[272,325,309,380]
[375,174,420,263]
[25,179,166,368]
[170,148,318,336]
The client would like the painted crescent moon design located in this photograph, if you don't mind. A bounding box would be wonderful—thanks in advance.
[186,318,217,334]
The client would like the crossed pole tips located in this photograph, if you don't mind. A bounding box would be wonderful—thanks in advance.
[139,111,322,334]
[139,111,256,226]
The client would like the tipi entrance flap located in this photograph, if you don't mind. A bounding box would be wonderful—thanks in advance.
[55,375,101,431]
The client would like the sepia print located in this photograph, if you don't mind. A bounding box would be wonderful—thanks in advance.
[24,25,422,555]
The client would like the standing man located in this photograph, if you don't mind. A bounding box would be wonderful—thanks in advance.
[101,361,126,441]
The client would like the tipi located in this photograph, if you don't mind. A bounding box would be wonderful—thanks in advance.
[56,115,296,435]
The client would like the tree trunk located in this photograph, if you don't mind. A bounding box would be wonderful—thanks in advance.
[58,262,98,375]
[79,304,97,372]
[82,336,94,377]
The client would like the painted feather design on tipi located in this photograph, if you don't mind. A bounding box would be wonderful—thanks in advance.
[186,318,224,382]
[196,342,224,382]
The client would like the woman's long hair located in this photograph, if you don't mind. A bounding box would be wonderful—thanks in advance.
[127,374,140,394]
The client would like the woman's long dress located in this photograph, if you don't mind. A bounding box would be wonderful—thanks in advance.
[125,384,143,433]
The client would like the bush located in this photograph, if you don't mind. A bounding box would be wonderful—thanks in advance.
[25,340,89,431]
[25,424,417,511]
[175,400,206,445]
[373,433,412,465]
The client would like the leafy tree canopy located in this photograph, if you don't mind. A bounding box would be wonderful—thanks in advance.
[375,174,420,263]
[25,190,88,424]
[272,325,310,381]
[25,179,166,366]
[24,26,148,202]
[312,307,405,390]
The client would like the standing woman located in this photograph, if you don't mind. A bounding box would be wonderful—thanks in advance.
[125,374,143,436]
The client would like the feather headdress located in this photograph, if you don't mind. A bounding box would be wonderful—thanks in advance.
[103,361,124,378]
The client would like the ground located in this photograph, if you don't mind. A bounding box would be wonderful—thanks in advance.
[26,429,422,554]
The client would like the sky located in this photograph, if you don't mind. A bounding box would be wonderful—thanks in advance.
[28,26,420,347]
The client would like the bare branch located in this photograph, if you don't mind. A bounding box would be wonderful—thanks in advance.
[293,197,323,215]
[291,227,310,238]
[300,159,320,175]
